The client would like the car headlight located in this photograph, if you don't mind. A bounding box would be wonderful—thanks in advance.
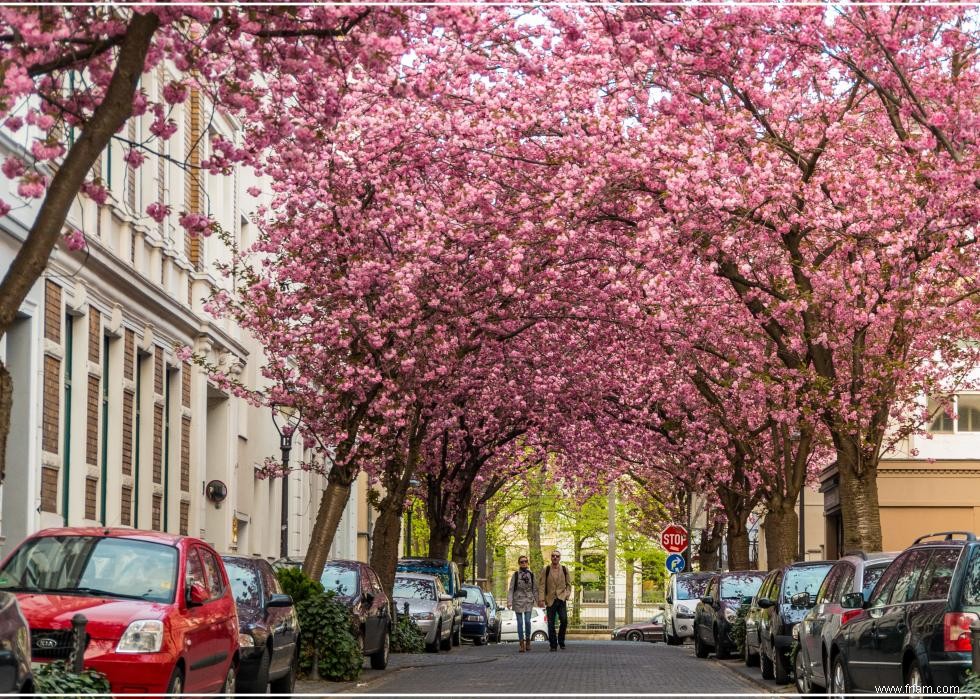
[116,620,164,653]
[676,606,695,619]
[239,633,255,647]
[464,614,482,622]
[412,612,434,621]
[724,608,737,622]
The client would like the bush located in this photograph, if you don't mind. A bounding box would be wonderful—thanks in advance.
[34,660,111,698]
[391,612,426,653]
[960,669,980,695]
[732,602,749,655]
[275,567,362,682]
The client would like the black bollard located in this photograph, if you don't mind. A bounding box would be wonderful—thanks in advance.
[70,613,88,673]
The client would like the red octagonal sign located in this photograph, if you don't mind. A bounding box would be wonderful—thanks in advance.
[661,524,689,553]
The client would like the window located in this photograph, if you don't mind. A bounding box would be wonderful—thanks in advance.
[186,548,206,593]
[861,563,888,601]
[581,553,606,603]
[958,395,980,432]
[816,564,845,605]
[200,549,225,599]
[916,548,961,601]
[321,565,358,597]
[782,565,832,602]
[836,566,856,604]
[891,550,929,605]
[674,574,711,601]
[928,397,954,433]
[394,577,436,601]
[961,547,980,606]
[225,561,262,608]
[869,555,906,608]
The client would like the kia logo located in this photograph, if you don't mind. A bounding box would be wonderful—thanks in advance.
[35,638,57,649]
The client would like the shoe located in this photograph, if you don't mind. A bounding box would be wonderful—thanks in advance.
[550,646,557,652]
[519,641,525,653]
[525,640,531,652]
[559,644,566,649]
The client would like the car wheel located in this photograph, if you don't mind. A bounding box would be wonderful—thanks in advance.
[694,630,709,658]
[760,643,775,680]
[166,667,184,695]
[714,627,730,660]
[532,630,547,641]
[269,646,298,695]
[831,655,851,698]
[773,642,790,684]
[744,638,759,667]
[452,622,461,646]
[626,630,643,642]
[370,627,390,670]
[666,619,681,645]
[236,647,270,693]
[440,623,452,652]
[222,664,236,694]
[427,622,441,653]
[795,646,811,694]
[906,659,926,699]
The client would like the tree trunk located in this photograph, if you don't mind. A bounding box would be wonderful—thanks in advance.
[450,506,473,575]
[302,472,354,578]
[726,518,751,571]
[835,434,883,553]
[369,494,405,600]
[0,13,161,484]
[764,497,799,569]
[0,362,11,483]
[624,558,635,624]
[427,518,453,560]
[699,517,724,571]
[526,469,544,572]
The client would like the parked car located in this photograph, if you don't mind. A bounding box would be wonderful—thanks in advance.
[396,557,465,646]
[664,571,714,645]
[392,573,455,652]
[497,606,548,643]
[694,570,766,659]
[0,591,31,693]
[829,532,980,694]
[795,551,896,693]
[612,610,666,642]
[459,584,490,645]
[319,560,391,669]
[484,591,501,642]
[0,527,239,694]
[744,560,833,683]
[221,555,300,693]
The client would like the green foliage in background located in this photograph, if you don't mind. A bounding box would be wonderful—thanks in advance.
[34,660,111,698]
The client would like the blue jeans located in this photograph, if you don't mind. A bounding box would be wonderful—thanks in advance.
[516,611,531,641]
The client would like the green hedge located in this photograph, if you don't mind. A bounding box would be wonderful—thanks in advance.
[34,660,111,698]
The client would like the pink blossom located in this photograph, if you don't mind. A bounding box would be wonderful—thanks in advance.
[146,202,171,223]
[16,173,46,198]
[63,229,87,252]
[123,149,145,169]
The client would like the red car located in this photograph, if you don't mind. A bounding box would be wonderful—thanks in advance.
[0,527,239,694]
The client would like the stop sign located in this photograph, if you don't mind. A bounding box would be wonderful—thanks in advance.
[661,524,689,553]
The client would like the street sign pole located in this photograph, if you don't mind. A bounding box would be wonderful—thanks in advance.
[608,482,616,631]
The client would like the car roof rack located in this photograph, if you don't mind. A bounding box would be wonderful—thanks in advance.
[912,531,977,545]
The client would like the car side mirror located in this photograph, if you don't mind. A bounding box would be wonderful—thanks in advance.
[186,582,208,607]
[266,593,293,608]
[841,592,865,610]
[700,595,715,606]
[757,597,774,609]
[666,594,673,604]
[438,594,453,602]
[791,592,812,609]
[455,590,467,598]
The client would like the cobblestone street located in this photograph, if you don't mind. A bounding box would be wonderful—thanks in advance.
[297,640,769,695]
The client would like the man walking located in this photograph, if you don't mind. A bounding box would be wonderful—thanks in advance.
[538,550,571,651]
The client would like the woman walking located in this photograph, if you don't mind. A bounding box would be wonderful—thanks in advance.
[507,555,538,652]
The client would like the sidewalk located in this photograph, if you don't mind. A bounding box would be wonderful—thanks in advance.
[717,657,794,694]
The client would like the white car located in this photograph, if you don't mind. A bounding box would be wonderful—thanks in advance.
[497,607,549,643]
[664,571,715,644]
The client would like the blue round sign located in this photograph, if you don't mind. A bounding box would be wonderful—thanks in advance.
[665,553,685,573]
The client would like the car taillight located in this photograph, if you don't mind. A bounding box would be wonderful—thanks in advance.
[840,609,863,626]
[944,612,979,652]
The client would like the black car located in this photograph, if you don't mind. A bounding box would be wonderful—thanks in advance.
[222,555,300,694]
[830,531,980,694]
[459,585,490,646]
[0,591,31,693]
[744,560,833,683]
[694,570,766,659]
[320,560,392,669]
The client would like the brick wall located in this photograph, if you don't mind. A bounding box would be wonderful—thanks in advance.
[121,485,132,526]
[85,477,97,520]
[182,362,191,408]
[88,308,100,363]
[40,467,58,513]
[152,494,162,531]
[180,501,189,536]
[153,404,163,484]
[122,389,134,476]
[42,356,60,454]
[180,416,190,491]
[86,375,99,465]
[124,329,134,381]
[154,347,163,396]
[44,281,61,343]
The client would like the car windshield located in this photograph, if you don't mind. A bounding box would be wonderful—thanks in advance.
[676,575,711,600]
[321,566,358,596]
[224,560,262,608]
[0,535,177,603]
[721,574,765,599]
[394,577,435,601]
[783,564,833,602]
[396,562,451,590]
[462,587,484,604]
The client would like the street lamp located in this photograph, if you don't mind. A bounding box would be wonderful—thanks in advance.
[272,403,301,560]
[406,479,420,557]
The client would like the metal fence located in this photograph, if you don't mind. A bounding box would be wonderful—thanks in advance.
[572,602,664,629]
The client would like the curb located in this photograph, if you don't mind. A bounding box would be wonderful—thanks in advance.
[717,658,786,694]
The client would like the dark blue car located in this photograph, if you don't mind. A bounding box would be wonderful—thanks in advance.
[459,584,489,646]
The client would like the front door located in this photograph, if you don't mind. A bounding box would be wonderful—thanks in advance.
[872,550,929,688]
[181,547,214,693]
[263,562,298,676]
[845,552,906,690]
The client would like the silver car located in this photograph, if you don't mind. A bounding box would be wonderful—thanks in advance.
[497,606,549,643]
[393,573,455,652]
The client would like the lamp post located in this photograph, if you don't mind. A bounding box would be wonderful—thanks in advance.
[272,404,301,560]
[406,479,420,557]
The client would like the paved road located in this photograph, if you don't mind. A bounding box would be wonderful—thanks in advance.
[298,640,770,695]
